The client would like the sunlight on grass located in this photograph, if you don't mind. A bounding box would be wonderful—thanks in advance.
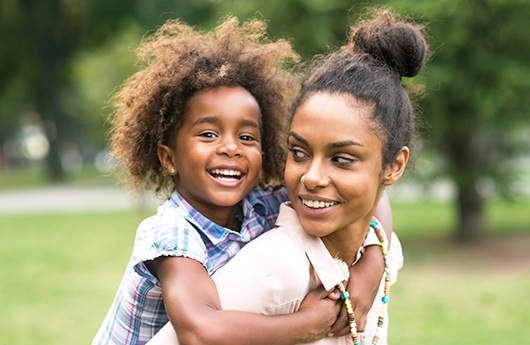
[0,167,119,190]
[0,198,529,344]
[390,267,530,344]
[0,211,147,343]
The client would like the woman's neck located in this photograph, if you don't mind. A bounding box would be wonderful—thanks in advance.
[321,220,370,266]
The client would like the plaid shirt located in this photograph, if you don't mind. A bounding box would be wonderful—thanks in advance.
[93,187,288,345]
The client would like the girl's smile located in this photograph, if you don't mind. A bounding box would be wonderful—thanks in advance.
[158,86,263,228]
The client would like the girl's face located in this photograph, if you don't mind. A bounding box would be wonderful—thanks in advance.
[285,92,400,243]
[158,86,262,227]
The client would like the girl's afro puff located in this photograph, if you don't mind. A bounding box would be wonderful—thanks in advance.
[109,16,300,195]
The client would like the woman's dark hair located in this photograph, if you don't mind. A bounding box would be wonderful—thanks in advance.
[291,9,428,167]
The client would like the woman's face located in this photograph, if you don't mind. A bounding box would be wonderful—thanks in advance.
[285,92,391,241]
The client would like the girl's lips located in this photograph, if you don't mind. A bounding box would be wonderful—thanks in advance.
[209,168,243,180]
[208,167,246,187]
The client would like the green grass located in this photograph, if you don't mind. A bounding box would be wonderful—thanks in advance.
[0,211,147,344]
[0,199,529,344]
[390,268,530,344]
[0,167,119,190]
[392,197,530,240]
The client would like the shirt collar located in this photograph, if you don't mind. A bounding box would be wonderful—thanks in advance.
[275,203,345,291]
[168,190,267,245]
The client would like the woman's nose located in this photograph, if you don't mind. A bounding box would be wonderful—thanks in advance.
[301,160,330,190]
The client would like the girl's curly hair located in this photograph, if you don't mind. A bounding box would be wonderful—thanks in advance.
[109,16,300,195]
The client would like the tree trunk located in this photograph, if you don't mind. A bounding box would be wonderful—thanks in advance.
[449,132,488,241]
[25,0,69,181]
[455,181,486,241]
[43,120,66,181]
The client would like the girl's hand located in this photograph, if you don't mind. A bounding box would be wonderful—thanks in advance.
[297,286,342,342]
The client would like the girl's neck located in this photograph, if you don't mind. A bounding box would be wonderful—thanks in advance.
[181,194,241,231]
[205,207,241,231]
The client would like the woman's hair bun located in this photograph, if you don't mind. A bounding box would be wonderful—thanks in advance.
[351,10,427,78]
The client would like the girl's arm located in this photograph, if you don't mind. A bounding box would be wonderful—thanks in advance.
[329,191,395,336]
[146,256,339,345]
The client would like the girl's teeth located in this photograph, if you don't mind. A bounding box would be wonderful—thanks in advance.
[211,169,241,177]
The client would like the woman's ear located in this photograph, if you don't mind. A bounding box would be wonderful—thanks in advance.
[382,146,410,186]
[157,144,177,175]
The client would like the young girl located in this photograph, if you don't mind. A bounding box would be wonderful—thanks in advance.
[93,16,396,345]
[148,9,427,345]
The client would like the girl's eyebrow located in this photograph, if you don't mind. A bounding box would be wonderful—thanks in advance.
[241,119,260,129]
[288,131,363,148]
[193,116,260,129]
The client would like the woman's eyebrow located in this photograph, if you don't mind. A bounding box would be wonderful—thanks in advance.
[287,131,309,146]
[330,140,363,149]
[289,131,363,148]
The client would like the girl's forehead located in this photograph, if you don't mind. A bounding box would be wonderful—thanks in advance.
[185,86,261,123]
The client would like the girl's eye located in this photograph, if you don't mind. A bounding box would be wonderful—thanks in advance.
[239,134,258,142]
[199,131,217,139]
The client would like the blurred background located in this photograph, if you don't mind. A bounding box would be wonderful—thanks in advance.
[0,0,529,344]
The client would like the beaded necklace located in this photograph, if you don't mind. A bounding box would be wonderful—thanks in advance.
[335,218,390,345]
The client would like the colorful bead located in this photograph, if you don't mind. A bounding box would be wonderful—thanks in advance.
[340,290,350,300]
[336,217,391,345]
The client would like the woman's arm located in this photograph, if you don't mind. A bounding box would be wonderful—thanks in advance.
[329,191,394,336]
[146,256,339,345]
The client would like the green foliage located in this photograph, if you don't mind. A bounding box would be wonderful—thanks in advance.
[388,0,530,183]
[192,0,366,58]
[1,0,528,236]
[68,23,144,148]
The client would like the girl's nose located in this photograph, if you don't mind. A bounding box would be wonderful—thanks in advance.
[216,138,242,157]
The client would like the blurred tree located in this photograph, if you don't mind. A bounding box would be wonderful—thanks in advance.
[0,0,210,180]
[4,0,527,241]
[0,0,366,180]
[388,0,530,240]
[0,0,135,179]
[196,0,363,58]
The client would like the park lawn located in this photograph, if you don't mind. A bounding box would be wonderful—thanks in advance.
[0,199,529,344]
[0,211,147,344]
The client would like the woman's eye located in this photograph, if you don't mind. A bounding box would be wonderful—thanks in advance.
[333,156,354,165]
[289,148,308,159]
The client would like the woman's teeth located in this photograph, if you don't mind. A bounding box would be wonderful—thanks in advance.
[302,199,338,209]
